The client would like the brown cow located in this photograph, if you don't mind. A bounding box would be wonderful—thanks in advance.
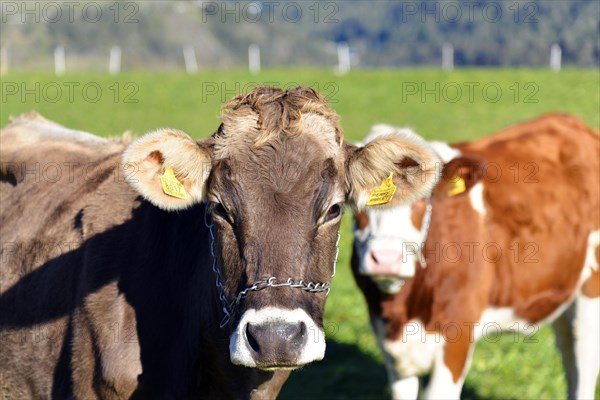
[0,86,440,399]
[351,114,600,399]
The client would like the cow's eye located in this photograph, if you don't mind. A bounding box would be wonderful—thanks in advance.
[212,202,232,223]
[324,203,343,223]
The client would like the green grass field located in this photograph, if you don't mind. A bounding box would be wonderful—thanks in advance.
[1,69,599,399]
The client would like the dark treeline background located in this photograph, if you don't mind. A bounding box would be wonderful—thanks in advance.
[2,0,598,70]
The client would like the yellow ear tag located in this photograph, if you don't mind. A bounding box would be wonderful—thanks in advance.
[366,173,397,206]
[447,176,466,197]
[160,167,188,199]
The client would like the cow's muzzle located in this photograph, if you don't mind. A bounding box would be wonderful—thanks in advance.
[229,307,325,369]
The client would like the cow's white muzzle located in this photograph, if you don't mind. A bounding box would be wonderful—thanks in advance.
[229,307,326,370]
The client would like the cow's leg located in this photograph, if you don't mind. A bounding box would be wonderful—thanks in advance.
[390,376,419,400]
[552,302,578,399]
[573,294,600,399]
[381,346,420,400]
[552,294,600,399]
[71,287,141,400]
[371,317,420,400]
[425,340,473,400]
[71,309,99,400]
[554,228,600,400]
[382,333,420,400]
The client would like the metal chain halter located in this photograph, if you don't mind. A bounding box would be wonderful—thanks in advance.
[204,208,340,328]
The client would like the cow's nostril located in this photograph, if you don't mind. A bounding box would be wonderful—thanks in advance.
[245,324,260,353]
[290,322,306,350]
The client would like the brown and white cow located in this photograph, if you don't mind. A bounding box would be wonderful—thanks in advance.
[0,87,439,398]
[351,114,600,399]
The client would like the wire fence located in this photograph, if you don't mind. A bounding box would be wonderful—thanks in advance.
[0,0,596,75]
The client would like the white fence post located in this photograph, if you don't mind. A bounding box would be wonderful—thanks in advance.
[54,46,65,76]
[183,45,198,74]
[442,43,454,71]
[337,43,350,75]
[109,46,121,75]
[248,44,260,74]
[0,45,8,75]
[550,43,561,72]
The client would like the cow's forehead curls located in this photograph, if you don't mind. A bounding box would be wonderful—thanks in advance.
[213,86,343,159]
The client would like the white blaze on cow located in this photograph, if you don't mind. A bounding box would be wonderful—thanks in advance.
[351,115,600,400]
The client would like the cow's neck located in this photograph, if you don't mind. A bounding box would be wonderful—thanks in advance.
[119,201,226,396]
[417,141,460,269]
[380,142,481,329]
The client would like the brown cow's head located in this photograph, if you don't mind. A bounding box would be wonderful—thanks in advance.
[122,87,439,370]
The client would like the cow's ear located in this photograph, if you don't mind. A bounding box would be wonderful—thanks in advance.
[439,156,486,196]
[122,129,212,211]
[345,132,440,210]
